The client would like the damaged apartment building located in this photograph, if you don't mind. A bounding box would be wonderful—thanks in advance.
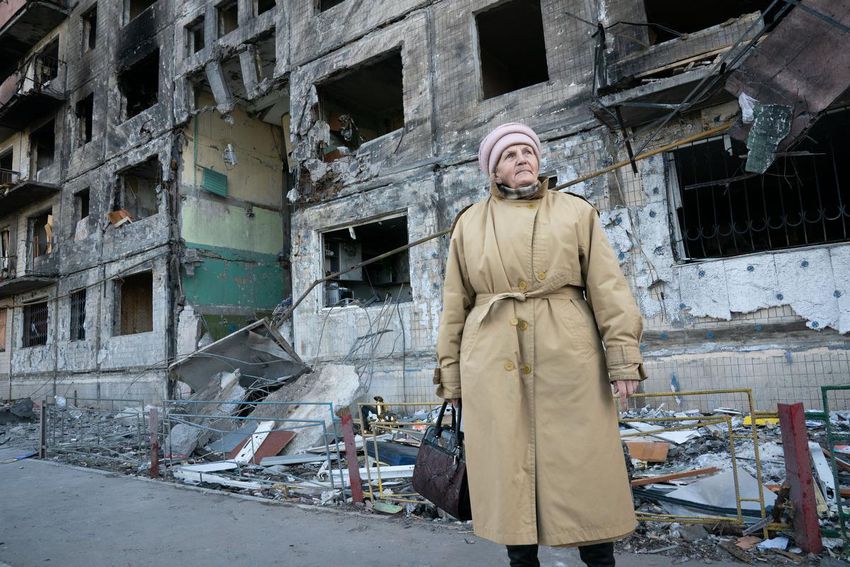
[0,0,848,409]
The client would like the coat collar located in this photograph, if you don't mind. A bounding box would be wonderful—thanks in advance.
[488,176,550,201]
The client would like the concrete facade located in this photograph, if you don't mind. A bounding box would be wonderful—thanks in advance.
[0,0,847,410]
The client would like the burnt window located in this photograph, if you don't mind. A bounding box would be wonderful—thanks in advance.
[217,0,239,37]
[69,289,86,341]
[671,108,850,260]
[115,271,153,335]
[36,39,59,84]
[23,301,48,348]
[29,212,52,260]
[186,16,205,56]
[256,0,275,15]
[476,0,549,99]
[0,228,11,275]
[0,150,12,187]
[82,5,97,52]
[127,0,155,23]
[116,157,160,220]
[75,94,94,146]
[30,119,55,172]
[643,0,775,44]
[0,308,6,352]
[75,189,90,222]
[317,49,403,160]
[322,216,411,307]
[118,50,159,120]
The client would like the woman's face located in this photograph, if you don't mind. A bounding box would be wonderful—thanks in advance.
[493,143,539,188]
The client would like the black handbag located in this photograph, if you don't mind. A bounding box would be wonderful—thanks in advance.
[412,401,472,521]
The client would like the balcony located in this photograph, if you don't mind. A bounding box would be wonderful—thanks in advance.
[0,52,65,139]
[0,252,57,297]
[0,169,61,217]
[0,0,68,76]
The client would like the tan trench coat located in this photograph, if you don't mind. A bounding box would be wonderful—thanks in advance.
[434,181,647,546]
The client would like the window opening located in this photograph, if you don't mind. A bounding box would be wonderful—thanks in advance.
[672,108,850,260]
[29,212,52,260]
[115,271,153,335]
[0,308,6,351]
[186,16,205,56]
[318,0,345,11]
[476,0,549,99]
[0,150,13,187]
[82,5,97,52]
[256,0,275,15]
[23,301,48,348]
[317,49,404,160]
[36,39,60,84]
[76,94,94,146]
[218,0,239,37]
[70,289,86,341]
[118,50,159,120]
[31,119,55,172]
[643,0,775,44]
[322,216,411,307]
[0,229,11,276]
[116,157,160,220]
[127,0,155,23]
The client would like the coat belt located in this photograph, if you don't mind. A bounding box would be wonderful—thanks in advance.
[473,285,585,324]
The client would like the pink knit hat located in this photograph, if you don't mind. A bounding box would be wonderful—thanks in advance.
[478,122,541,176]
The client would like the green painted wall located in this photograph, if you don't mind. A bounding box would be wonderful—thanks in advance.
[181,196,283,255]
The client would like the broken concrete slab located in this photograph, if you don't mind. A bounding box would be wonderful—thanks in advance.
[664,469,777,516]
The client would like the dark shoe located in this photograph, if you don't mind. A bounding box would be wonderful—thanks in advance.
[506,544,540,567]
[578,542,615,567]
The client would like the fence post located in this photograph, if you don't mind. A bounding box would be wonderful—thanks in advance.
[337,407,364,503]
[38,399,47,459]
[149,407,159,479]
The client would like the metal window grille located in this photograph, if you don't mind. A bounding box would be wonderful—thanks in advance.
[672,108,850,260]
[23,301,48,348]
[70,289,86,341]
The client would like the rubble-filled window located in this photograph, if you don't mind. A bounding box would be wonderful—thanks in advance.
[256,0,275,15]
[29,212,52,260]
[69,289,86,341]
[317,49,403,160]
[671,108,850,260]
[114,271,153,335]
[82,5,97,52]
[23,301,48,348]
[643,0,774,44]
[476,0,549,99]
[186,16,205,56]
[217,0,239,37]
[30,119,55,172]
[126,0,156,23]
[75,94,94,146]
[118,50,159,120]
[116,157,160,220]
[322,215,412,307]
[317,0,345,11]
[0,308,6,351]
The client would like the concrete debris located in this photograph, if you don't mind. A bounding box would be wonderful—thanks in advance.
[0,398,36,424]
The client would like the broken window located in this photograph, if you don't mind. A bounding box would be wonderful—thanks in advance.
[476,0,549,99]
[317,49,404,159]
[116,157,160,220]
[126,0,155,23]
[322,215,412,307]
[186,16,205,56]
[75,94,94,146]
[0,308,6,351]
[30,119,55,172]
[114,271,153,335]
[22,301,48,348]
[69,289,86,341]
[0,229,11,275]
[671,108,850,260]
[643,0,774,44]
[217,0,239,37]
[82,5,97,52]
[317,0,345,11]
[0,150,12,187]
[36,39,60,85]
[118,50,159,120]
[29,212,52,260]
[256,0,275,15]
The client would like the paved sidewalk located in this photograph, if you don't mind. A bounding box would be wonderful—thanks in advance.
[0,448,740,567]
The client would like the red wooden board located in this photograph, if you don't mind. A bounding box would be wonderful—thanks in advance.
[226,430,296,464]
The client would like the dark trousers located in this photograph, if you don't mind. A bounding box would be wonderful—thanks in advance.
[506,542,615,567]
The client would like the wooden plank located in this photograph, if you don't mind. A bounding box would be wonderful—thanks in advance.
[228,425,295,465]
[630,466,720,487]
[625,441,669,462]
[809,441,836,503]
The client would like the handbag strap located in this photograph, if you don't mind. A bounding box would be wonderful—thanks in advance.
[436,400,463,435]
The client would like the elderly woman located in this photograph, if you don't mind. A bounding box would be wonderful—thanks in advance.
[434,123,647,567]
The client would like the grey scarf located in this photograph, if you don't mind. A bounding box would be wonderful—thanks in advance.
[496,182,540,200]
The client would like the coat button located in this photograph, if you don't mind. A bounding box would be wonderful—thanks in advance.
[509,318,519,326]
[536,271,547,281]
[518,320,529,331]
[522,364,532,374]
[504,361,516,371]
[518,280,528,291]
[526,203,536,209]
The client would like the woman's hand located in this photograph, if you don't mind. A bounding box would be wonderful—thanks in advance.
[612,380,640,410]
